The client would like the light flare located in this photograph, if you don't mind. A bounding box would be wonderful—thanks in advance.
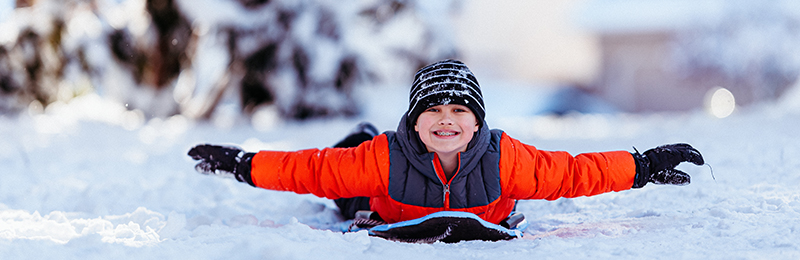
[704,87,736,118]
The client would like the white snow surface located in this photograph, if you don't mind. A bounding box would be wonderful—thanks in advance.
[2,83,800,259]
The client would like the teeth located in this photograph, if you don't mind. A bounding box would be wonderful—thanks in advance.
[436,132,456,136]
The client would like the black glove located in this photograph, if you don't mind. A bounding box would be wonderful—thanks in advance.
[188,144,256,186]
[632,143,704,188]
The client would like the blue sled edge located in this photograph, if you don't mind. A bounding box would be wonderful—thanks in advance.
[367,211,524,238]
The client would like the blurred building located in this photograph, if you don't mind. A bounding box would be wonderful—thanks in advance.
[583,0,800,112]
[577,1,720,112]
[454,0,800,113]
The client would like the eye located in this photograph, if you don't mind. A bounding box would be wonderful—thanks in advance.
[425,107,440,112]
[453,106,472,113]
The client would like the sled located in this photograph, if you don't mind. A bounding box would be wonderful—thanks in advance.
[345,211,527,243]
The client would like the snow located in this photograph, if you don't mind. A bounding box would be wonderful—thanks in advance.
[2,82,800,259]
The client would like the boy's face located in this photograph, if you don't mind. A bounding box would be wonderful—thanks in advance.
[414,104,479,156]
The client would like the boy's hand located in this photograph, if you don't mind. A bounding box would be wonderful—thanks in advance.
[632,143,704,188]
[188,144,255,186]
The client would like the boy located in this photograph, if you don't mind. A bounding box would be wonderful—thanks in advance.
[188,59,704,236]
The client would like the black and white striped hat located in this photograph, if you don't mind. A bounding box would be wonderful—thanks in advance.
[407,59,485,127]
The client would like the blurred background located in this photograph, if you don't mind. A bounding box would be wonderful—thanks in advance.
[1,0,799,125]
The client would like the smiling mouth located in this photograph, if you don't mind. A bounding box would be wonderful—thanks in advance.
[434,131,459,137]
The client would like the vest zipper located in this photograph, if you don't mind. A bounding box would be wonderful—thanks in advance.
[432,153,461,210]
[431,159,449,209]
[443,184,450,206]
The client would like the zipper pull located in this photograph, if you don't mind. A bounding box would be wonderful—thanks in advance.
[443,184,450,205]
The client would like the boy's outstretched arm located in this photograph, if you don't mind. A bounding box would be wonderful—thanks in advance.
[499,133,705,200]
[187,135,391,199]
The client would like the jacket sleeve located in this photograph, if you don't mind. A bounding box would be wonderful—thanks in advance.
[249,134,391,199]
[499,133,636,200]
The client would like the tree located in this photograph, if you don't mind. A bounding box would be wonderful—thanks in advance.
[0,0,461,121]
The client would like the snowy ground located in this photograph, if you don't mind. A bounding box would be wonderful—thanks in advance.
[2,83,800,259]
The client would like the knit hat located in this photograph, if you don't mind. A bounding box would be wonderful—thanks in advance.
[407,59,485,128]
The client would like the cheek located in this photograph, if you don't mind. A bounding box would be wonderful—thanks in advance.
[460,116,479,132]
[416,115,434,130]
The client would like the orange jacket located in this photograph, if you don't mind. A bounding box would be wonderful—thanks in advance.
[250,132,636,225]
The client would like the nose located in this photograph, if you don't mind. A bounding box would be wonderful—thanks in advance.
[438,110,454,125]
